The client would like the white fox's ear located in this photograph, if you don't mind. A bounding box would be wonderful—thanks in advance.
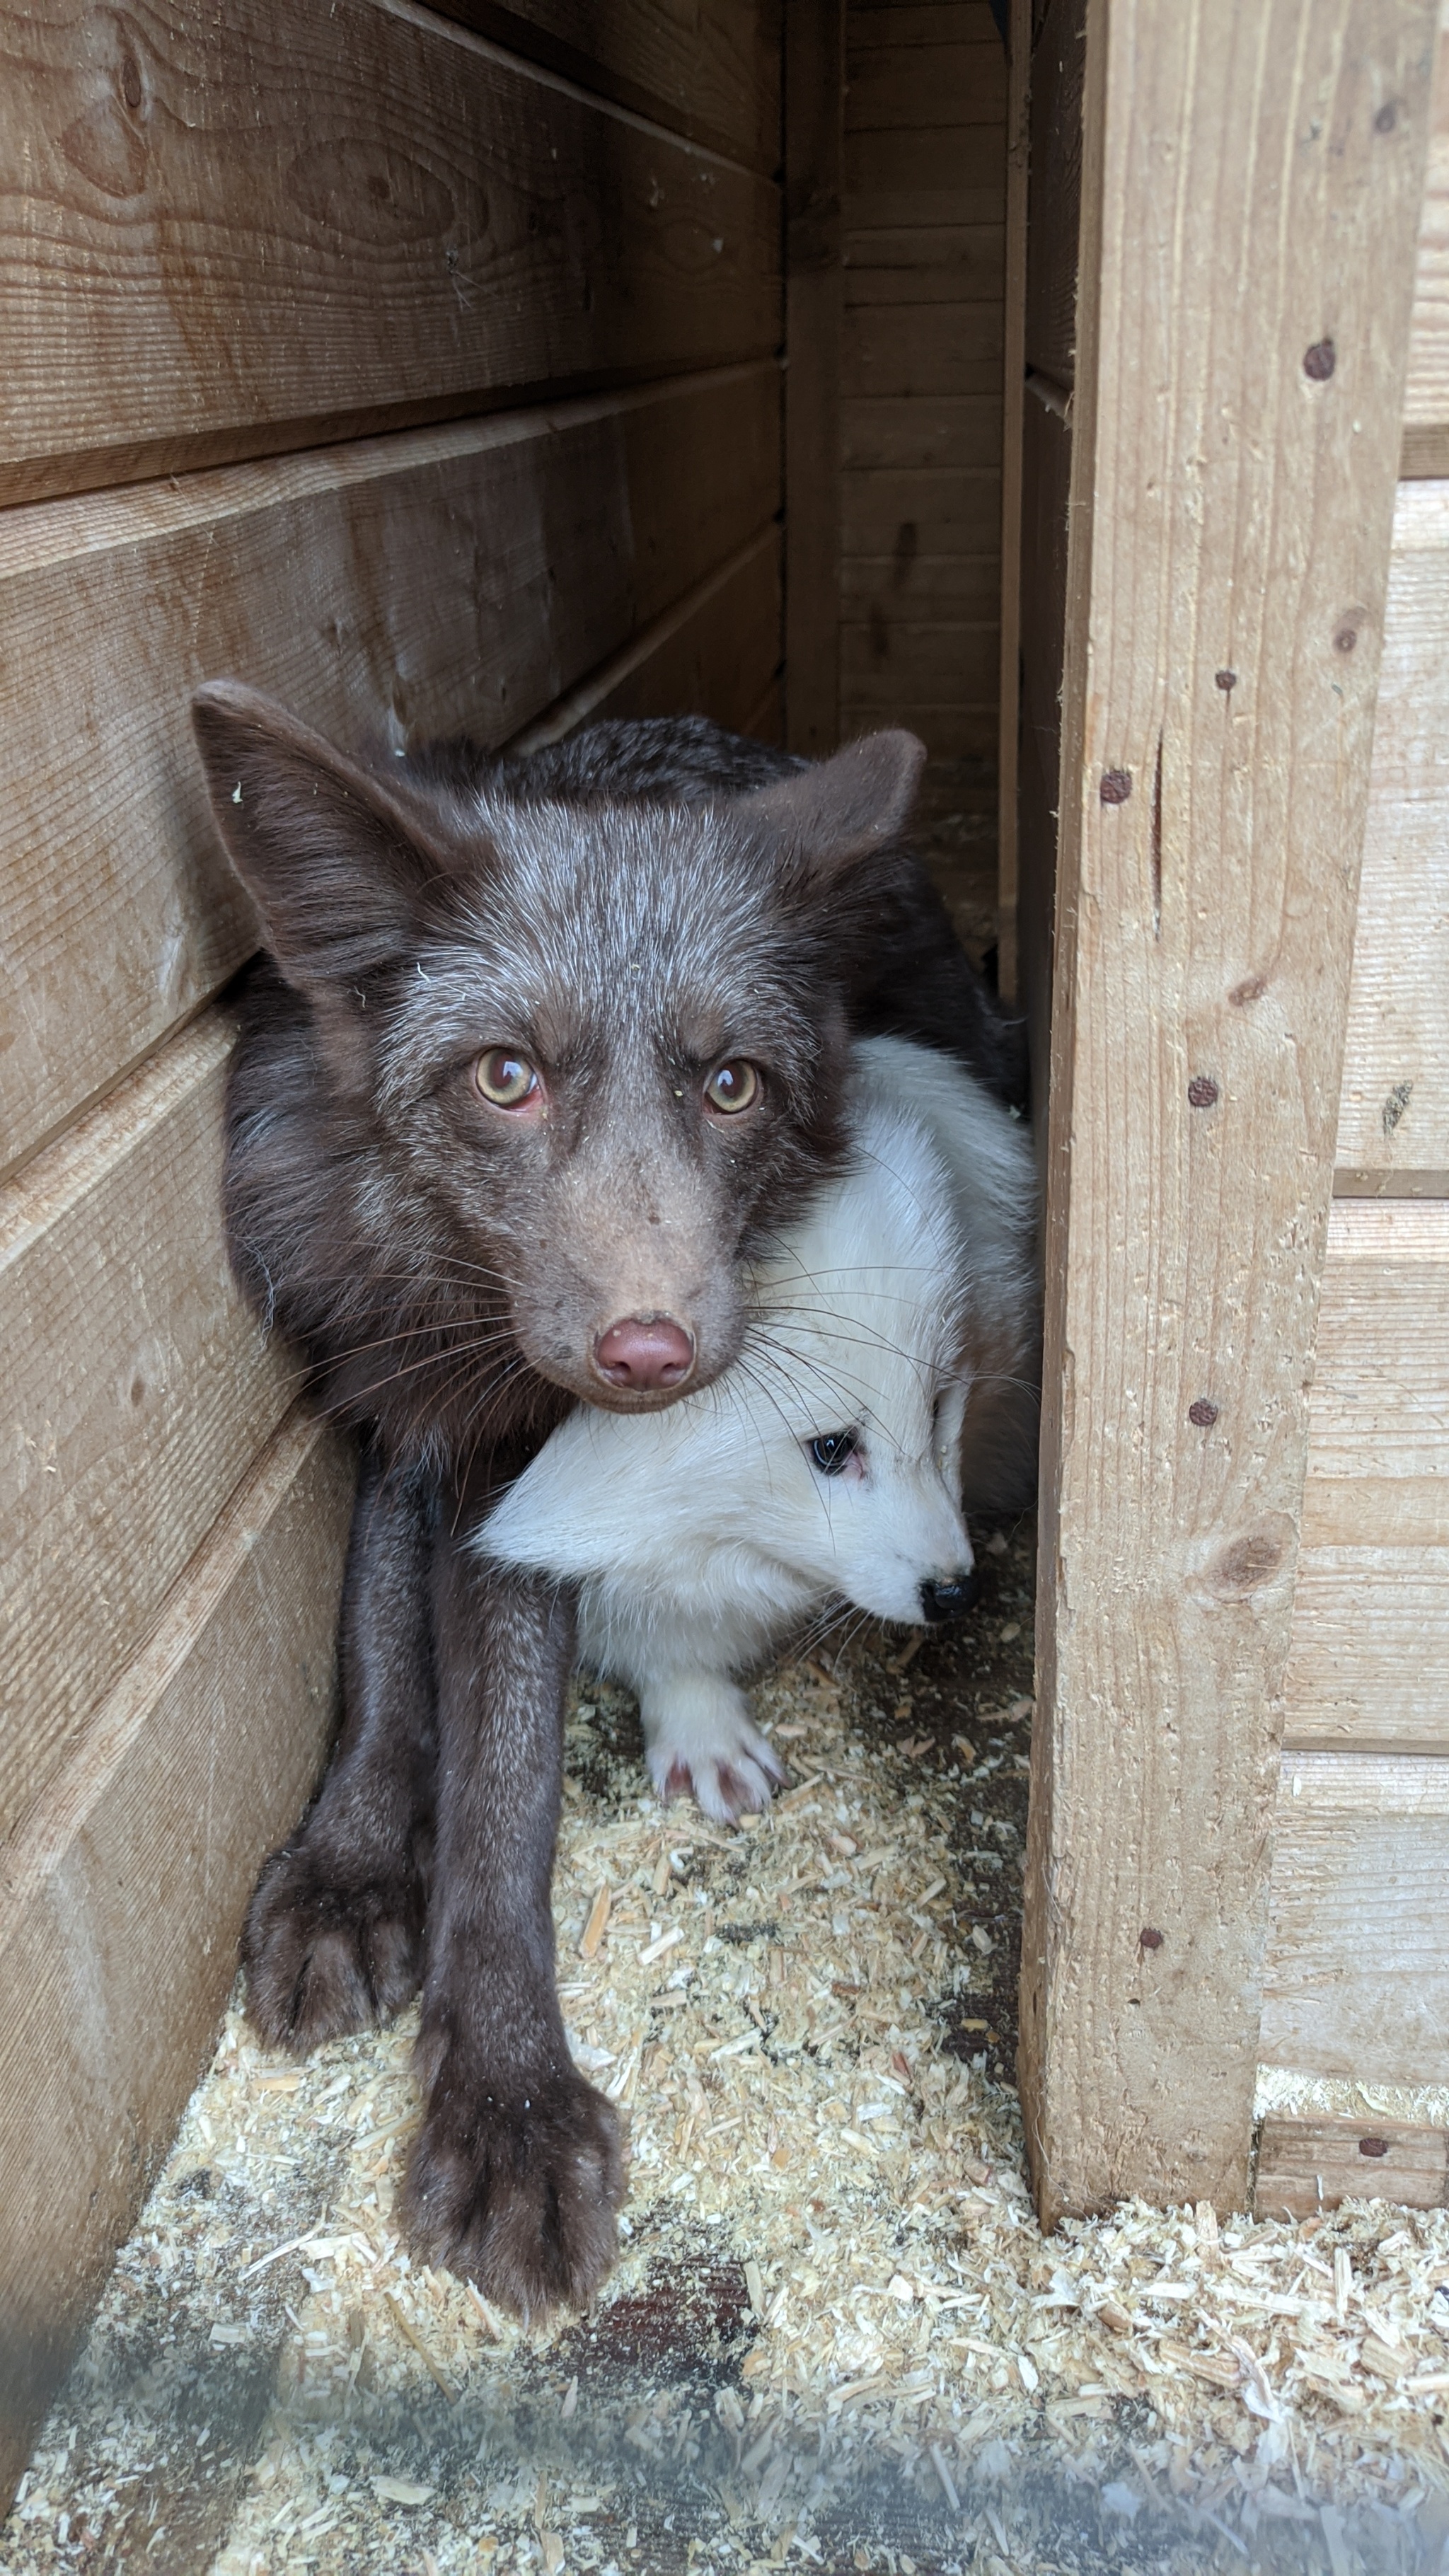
[191,680,462,999]
[739,730,925,885]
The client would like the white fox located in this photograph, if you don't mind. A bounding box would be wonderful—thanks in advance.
[477,1036,1038,1823]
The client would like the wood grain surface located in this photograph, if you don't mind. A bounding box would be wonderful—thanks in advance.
[1403,0,1449,432]
[996,0,1031,998]
[1335,480,1449,1182]
[1262,1754,1449,2085]
[1256,2113,1448,2218]
[0,0,778,504]
[784,0,845,757]
[841,393,1003,469]
[0,368,781,1184]
[0,1015,296,1849]
[0,1407,352,2502]
[420,0,781,169]
[1020,0,1436,2224]
[507,528,783,749]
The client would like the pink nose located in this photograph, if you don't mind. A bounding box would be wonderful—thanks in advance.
[593,1315,695,1391]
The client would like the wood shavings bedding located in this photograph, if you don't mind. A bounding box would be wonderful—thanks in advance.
[5,1523,1448,2576]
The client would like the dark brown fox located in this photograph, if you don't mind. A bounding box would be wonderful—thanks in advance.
[192,683,1026,2318]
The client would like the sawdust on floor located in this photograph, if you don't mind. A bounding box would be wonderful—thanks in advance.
[6,1517,1449,2576]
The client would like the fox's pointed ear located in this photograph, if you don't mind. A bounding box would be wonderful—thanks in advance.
[191,680,449,995]
[739,729,925,882]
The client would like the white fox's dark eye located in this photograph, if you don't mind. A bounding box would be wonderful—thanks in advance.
[474,1048,540,1109]
[809,1430,859,1476]
[703,1058,761,1115]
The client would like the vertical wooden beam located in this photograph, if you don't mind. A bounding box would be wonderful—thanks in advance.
[1020,0,1437,2222]
[996,0,1032,999]
[784,0,844,755]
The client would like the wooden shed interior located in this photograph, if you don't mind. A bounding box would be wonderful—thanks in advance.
[3,0,1448,2504]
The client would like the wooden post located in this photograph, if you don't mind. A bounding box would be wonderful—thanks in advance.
[1020,0,1438,2221]
[784,0,844,755]
[995,0,1031,1000]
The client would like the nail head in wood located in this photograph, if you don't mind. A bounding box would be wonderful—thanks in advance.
[1188,1399,1219,1428]
[1358,2135,1390,2159]
[1138,1928,1164,1951]
[1215,669,1237,691]
[1334,625,1358,654]
[1099,768,1132,804]
[1303,338,1336,381]
[1187,1075,1220,1109]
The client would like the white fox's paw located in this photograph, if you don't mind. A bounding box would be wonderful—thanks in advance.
[640,1677,789,1826]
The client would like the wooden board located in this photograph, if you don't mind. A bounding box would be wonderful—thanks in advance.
[1015,389,1073,1143]
[1402,0,1449,435]
[843,304,1004,399]
[840,619,998,700]
[1020,0,1436,2224]
[0,1405,352,2502]
[1256,2115,1449,2219]
[0,369,782,1183]
[841,394,1003,470]
[0,1014,296,1849]
[0,0,778,505]
[997,0,1032,1000]
[1023,0,1088,388]
[845,126,1007,199]
[840,553,1004,615]
[420,1,781,170]
[845,39,1008,127]
[844,229,1005,296]
[840,466,1000,555]
[509,529,783,749]
[1334,480,1449,1184]
[785,0,845,757]
[1261,1755,1449,2086]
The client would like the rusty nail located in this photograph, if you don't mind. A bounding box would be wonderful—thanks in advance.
[1189,1399,1218,1428]
[1374,101,1397,133]
[1303,339,1336,382]
[1187,1075,1220,1109]
[1358,2136,1390,2159]
[1215,669,1237,692]
[1138,1929,1164,1951]
[1099,768,1132,805]
[1334,626,1358,654]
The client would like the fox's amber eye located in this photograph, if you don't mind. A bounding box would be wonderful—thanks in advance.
[703,1058,761,1115]
[474,1048,539,1109]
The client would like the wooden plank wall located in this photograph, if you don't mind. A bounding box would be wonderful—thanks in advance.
[836,1,1007,758]
[0,0,783,2499]
[1016,0,1436,2226]
[1264,0,1449,2094]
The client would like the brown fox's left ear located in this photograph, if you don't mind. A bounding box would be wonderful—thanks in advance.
[739,729,925,883]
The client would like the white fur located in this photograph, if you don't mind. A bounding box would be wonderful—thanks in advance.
[476,1037,1038,1821]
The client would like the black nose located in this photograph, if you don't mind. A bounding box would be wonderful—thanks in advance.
[919,1569,980,1624]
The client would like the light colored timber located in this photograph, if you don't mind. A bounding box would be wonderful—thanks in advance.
[839,620,998,702]
[507,529,783,751]
[1020,0,1436,2224]
[840,554,1003,615]
[0,1406,352,2503]
[1402,0,1449,434]
[1255,2115,1448,2219]
[417,1,780,169]
[997,0,1031,1000]
[0,0,777,506]
[1334,480,1449,1182]
[0,369,782,1184]
[0,1015,296,1849]
[784,0,845,758]
[1261,1755,1449,2086]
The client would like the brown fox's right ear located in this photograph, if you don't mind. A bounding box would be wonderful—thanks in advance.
[739,729,926,889]
[191,681,449,996]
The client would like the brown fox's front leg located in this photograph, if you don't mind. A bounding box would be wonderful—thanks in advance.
[400,1542,623,2317]
[243,1443,437,2048]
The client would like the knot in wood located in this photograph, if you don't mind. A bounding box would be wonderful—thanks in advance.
[1099,768,1132,805]
[1187,1075,1219,1109]
[1188,1399,1218,1428]
[1374,100,1398,133]
[1303,339,1336,382]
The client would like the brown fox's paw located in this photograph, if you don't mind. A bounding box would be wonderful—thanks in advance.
[400,2062,623,2319]
[242,1841,428,2052]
